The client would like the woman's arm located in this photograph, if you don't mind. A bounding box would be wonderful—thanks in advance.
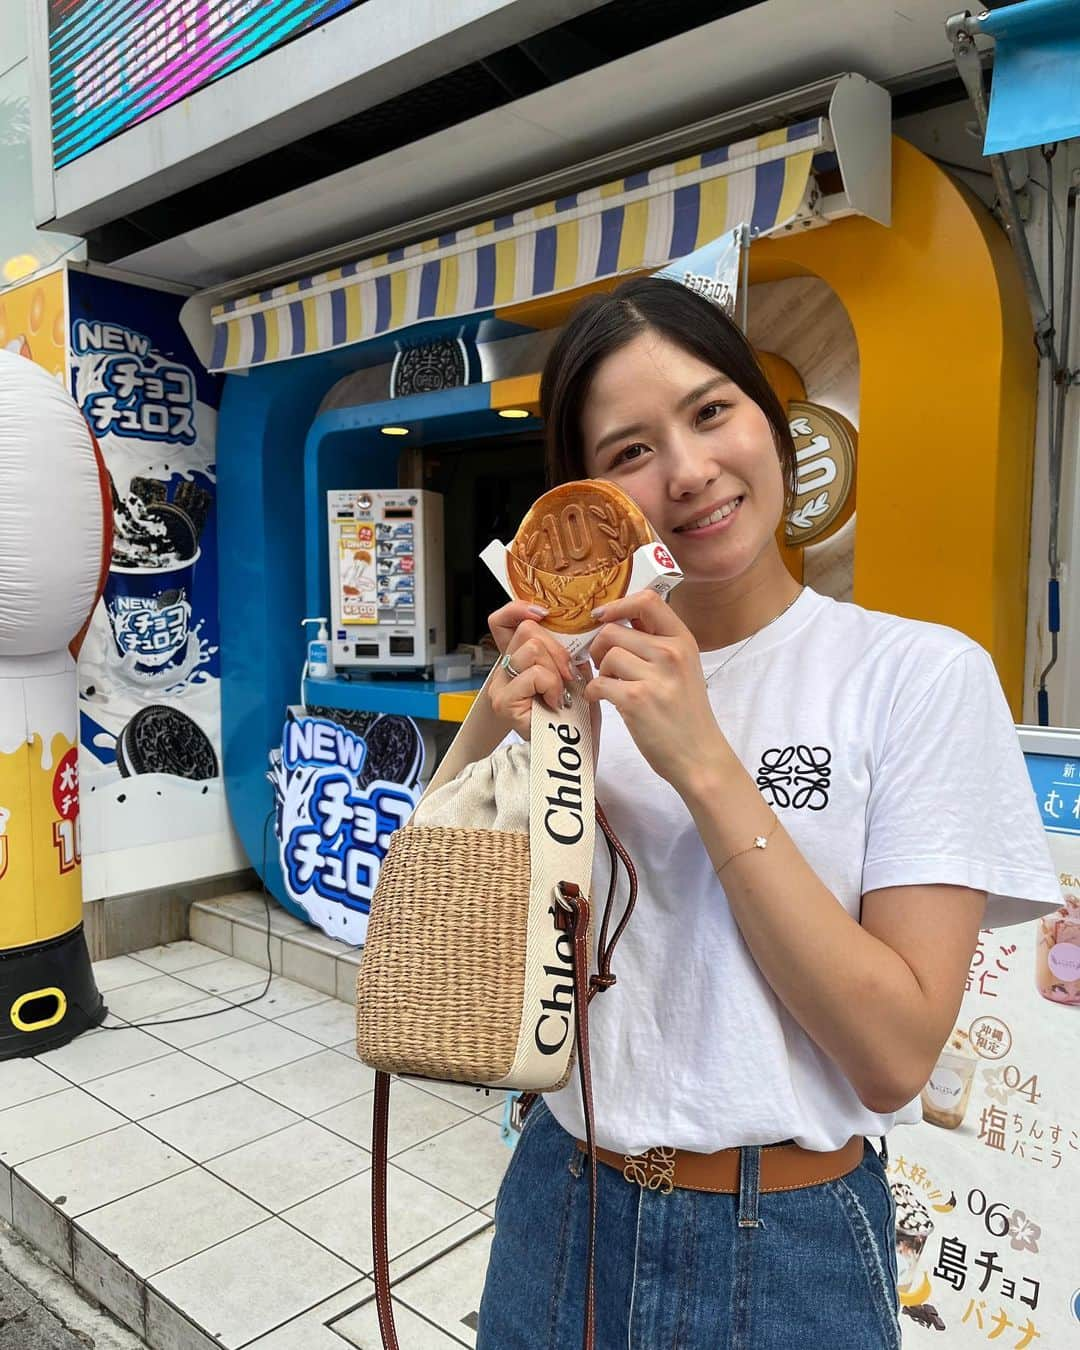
[681,748,985,1114]
[585,588,986,1114]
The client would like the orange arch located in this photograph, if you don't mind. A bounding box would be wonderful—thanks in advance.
[752,136,1037,715]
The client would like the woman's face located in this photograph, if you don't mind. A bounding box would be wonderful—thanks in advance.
[580,330,785,585]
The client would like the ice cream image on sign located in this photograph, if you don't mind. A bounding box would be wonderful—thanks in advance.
[103,473,209,676]
[890,1180,935,1297]
[1035,892,1080,1004]
[921,1026,978,1129]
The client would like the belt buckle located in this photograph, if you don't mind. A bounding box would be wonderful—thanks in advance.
[622,1145,676,1195]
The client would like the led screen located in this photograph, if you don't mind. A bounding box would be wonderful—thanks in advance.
[49,0,369,169]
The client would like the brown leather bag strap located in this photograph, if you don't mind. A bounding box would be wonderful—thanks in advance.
[555,882,597,1350]
[371,1070,399,1350]
[592,804,638,1001]
[369,884,601,1350]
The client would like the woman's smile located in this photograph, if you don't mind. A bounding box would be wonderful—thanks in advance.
[672,494,745,536]
[580,331,785,591]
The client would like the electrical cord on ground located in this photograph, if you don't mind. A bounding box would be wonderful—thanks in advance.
[98,809,277,1031]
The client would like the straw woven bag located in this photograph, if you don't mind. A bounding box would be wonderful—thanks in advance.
[356,666,636,1350]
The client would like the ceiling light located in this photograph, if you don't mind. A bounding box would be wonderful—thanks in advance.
[497,408,531,419]
[380,426,410,436]
[2,253,40,284]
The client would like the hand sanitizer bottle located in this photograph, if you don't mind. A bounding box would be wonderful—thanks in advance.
[301,617,331,678]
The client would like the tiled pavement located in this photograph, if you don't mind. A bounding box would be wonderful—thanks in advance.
[0,893,512,1348]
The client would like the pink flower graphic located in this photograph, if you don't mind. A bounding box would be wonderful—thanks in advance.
[981,1066,1010,1105]
[1009,1210,1041,1253]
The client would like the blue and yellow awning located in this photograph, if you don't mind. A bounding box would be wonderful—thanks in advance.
[209,119,826,373]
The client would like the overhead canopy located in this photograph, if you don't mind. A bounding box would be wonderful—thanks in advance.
[978,0,1080,154]
[209,120,827,373]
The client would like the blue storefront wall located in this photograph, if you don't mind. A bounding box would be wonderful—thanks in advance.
[216,317,540,909]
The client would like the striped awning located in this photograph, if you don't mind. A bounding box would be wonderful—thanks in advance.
[209,119,827,373]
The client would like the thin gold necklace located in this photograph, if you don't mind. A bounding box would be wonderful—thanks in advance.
[702,588,805,686]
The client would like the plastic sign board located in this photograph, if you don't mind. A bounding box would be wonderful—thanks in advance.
[269,711,423,946]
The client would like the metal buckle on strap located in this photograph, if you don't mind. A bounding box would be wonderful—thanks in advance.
[622,1146,676,1195]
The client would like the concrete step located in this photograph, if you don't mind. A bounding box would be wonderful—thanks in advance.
[188,891,362,1007]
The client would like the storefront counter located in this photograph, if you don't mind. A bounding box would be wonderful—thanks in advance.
[302,673,484,722]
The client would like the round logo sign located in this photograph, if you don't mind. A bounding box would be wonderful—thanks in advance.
[967,1014,1013,1060]
[784,401,858,548]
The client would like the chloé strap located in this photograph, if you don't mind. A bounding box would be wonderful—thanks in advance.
[367,664,636,1350]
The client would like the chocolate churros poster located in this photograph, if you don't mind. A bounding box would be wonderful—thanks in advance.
[67,269,244,896]
[893,744,1080,1344]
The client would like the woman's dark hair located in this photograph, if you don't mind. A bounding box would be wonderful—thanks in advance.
[540,276,797,509]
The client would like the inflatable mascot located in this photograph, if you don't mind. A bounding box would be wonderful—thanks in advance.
[0,349,111,1057]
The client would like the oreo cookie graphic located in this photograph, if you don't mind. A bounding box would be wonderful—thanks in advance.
[129,475,168,506]
[305,706,379,742]
[172,480,212,536]
[149,502,198,560]
[359,715,423,789]
[117,705,218,780]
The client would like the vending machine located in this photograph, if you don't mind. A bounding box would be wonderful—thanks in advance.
[327,489,446,669]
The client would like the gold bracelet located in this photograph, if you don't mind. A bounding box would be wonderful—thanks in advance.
[715,816,780,875]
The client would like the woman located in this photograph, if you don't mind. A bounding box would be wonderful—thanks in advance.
[476,277,1059,1350]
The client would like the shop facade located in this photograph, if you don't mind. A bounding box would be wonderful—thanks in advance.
[9,1,1080,1338]
[191,96,1039,920]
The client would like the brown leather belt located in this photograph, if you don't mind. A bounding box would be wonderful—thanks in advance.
[576,1135,865,1196]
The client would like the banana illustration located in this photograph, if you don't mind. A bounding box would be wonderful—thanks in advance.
[899,1272,932,1307]
[931,1191,957,1214]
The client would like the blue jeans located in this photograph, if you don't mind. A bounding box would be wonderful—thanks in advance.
[477,1101,901,1350]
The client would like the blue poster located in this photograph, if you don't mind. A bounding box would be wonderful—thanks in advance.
[67,269,235,882]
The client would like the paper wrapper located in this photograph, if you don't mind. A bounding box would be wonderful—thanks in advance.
[480,536,683,659]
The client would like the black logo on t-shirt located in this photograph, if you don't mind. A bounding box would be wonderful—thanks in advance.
[756,746,832,810]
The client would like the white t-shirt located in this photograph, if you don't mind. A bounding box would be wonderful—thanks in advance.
[544,587,1061,1155]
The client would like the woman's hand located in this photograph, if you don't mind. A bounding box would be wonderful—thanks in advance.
[586,589,729,790]
[486,600,600,755]
[487,601,577,739]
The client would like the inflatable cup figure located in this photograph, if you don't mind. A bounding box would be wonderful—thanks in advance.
[0,349,111,1056]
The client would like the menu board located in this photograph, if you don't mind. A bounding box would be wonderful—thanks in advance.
[895,727,1080,1344]
[335,517,415,625]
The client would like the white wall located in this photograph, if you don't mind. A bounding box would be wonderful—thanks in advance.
[1021,140,1080,730]
[0,1,83,292]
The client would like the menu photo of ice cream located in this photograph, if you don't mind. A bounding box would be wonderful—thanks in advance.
[921,1026,979,1131]
[1035,892,1080,1005]
[105,473,211,678]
